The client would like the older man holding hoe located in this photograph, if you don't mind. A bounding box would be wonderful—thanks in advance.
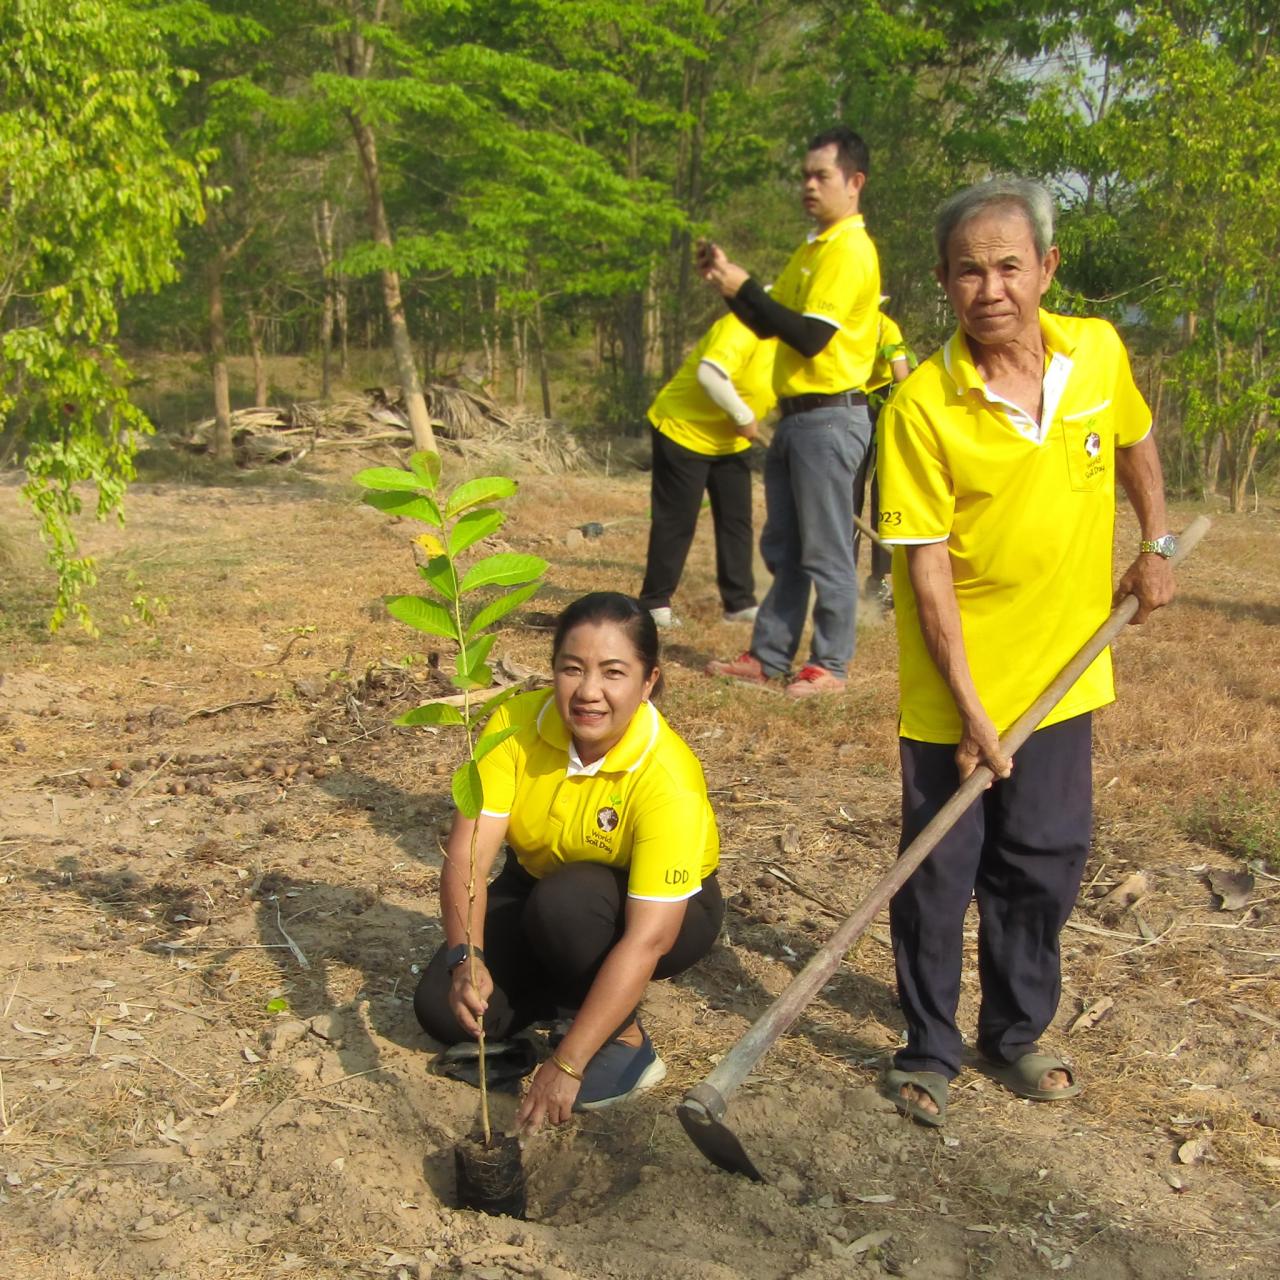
[698,125,881,698]
[875,177,1177,1124]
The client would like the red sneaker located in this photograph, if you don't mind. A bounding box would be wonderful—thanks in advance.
[784,664,846,699]
[705,651,768,685]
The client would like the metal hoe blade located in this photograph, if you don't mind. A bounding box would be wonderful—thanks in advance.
[676,1084,764,1182]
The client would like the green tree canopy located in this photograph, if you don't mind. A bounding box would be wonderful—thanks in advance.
[0,0,207,629]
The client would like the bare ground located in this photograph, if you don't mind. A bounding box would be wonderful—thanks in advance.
[1,451,1277,1280]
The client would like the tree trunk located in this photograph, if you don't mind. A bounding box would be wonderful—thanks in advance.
[478,281,495,393]
[249,310,268,406]
[1229,418,1260,513]
[491,288,502,397]
[513,316,527,407]
[533,293,552,418]
[347,111,434,452]
[663,54,709,378]
[209,262,233,463]
[320,291,335,400]
[1204,431,1223,496]
[337,286,349,376]
[314,199,336,400]
[617,290,647,430]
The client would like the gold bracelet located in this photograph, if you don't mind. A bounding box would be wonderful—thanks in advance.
[550,1052,582,1082]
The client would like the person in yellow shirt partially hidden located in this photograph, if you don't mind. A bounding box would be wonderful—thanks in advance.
[854,307,914,607]
[876,178,1178,1126]
[640,312,777,629]
[414,592,723,1129]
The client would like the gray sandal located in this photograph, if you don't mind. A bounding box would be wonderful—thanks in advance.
[980,1052,1080,1101]
[880,1067,949,1127]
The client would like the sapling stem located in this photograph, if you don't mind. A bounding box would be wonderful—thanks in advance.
[355,451,546,1156]
[454,570,491,1144]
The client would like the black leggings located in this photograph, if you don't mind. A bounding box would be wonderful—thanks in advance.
[414,857,724,1045]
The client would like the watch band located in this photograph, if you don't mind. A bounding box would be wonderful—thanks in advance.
[1139,533,1177,559]
[445,943,485,971]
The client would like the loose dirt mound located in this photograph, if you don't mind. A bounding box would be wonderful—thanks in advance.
[1,461,1277,1279]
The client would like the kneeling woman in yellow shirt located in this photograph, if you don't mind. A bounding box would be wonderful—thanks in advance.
[414,592,724,1130]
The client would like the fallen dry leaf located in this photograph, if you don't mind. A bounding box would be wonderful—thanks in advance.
[201,1090,239,1117]
[847,1229,893,1254]
[1098,870,1152,916]
[1069,996,1116,1034]
[1206,868,1254,912]
[1177,1136,1214,1166]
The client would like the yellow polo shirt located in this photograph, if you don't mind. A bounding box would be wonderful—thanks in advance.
[475,689,719,902]
[878,310,1152,742]
[648,312,777,457]
[771,214,881,398]
[866,314,912,392]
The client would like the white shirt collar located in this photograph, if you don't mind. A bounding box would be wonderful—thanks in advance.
[566,743,606,777]
[942,337,1074,446]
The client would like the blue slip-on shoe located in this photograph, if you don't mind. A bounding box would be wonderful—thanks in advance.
[573,1026,667,1112]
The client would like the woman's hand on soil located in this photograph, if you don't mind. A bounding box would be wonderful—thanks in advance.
[447,963,493,1038]
[516,1060,581,1133]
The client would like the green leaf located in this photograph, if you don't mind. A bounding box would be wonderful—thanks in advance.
[449,507,505,556]
[363,490,443,525]
[418,555,459,602]
[445,476,518,517]
[451,669,495,692]
[456,633,497,680]
[385,595,456,639]
[465,582,542,639]
[475,684,523,721]
[408,451,441,491]
[395,701,466,727]
[473,723,520,762]
[355,466,425,492]
[459,553,548,594]
[265,997,290,1014]
[452,760,483,819]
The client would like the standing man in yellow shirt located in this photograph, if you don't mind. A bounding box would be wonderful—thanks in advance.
[698,125,882,698]
[875,178,1177,1126]
[855,306,914,606]
[639,312,777,629]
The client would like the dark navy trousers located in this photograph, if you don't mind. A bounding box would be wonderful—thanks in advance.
[890,713,1093,1079]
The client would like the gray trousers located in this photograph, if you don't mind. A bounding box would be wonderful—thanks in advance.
[751,403,872,677]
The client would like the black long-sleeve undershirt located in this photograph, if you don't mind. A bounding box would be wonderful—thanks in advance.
[728,277,837,358]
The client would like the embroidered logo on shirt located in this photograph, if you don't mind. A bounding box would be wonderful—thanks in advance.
[1084,431,1101,458]
[596,806,619,833]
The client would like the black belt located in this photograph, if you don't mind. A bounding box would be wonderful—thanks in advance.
[778,390,867,417]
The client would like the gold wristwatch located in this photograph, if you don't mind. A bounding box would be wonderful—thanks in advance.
[1139,534,1177,558]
